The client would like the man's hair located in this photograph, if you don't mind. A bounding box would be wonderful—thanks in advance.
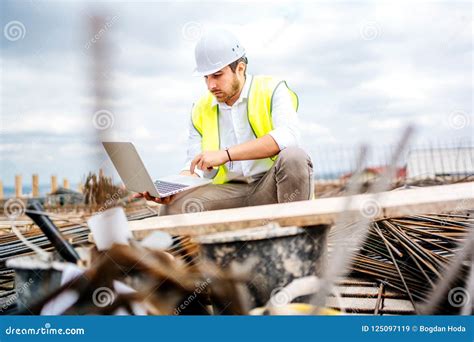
[229,56,248,75]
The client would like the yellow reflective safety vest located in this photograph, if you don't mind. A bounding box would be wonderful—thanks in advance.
[191,75,299,184]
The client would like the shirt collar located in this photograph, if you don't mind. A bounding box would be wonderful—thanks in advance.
[211,74,253,107]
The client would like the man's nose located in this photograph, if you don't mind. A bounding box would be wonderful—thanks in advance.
[207,78,217,90]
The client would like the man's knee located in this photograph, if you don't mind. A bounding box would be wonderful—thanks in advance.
[159,194,206,216]
[276,146,313,172]
[161,195,250,215]
[159,183,249,216]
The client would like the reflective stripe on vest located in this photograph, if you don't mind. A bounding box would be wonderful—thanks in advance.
[191,75,298,184]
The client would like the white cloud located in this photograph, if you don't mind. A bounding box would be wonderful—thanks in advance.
[1,111,90,134]
[368,117,403,130]
[299,121,338,143]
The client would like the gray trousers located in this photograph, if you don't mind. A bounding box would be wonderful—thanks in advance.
[159,147,313,216]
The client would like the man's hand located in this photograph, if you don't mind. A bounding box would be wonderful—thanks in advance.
[132,172,198,204]
[180,170,199,177]
[190,150,228,174]
[132,192,175,204]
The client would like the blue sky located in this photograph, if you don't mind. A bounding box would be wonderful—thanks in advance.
[0,0,472,188]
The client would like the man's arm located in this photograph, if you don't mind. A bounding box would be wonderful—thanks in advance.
[228,134,280,160]
[190,134,280,173]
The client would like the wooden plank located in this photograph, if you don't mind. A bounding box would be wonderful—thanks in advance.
[14,175,22,198]
[129,182,474,239]
[51,175,58,193]
[326,297,415,313]
[32,174,39,198]
[334,286,406,299]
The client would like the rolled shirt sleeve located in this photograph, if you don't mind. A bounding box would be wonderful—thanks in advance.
[267,82,301,150]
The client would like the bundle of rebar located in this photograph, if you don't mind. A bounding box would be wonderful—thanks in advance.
[337,213,473,312]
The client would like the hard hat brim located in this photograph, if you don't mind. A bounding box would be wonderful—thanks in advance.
[192,51,246,77]
[192,65,226,77]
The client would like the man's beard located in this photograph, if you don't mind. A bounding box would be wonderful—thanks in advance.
[222,76,241,103]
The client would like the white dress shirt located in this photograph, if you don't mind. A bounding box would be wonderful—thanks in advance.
[183,75,301,183]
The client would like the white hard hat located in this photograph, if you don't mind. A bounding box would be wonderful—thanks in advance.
[193,29,246,77]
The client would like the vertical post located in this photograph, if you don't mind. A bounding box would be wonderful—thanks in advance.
[15,175,22,198]
[51,175,58,193]
[32,174,39,197]
[63,178,69,189]
[99,168,104,179]
[0,180,3,200]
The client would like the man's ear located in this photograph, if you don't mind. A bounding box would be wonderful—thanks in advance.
[238,62,246,76]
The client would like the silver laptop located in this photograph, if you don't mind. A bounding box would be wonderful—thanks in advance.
[102,142,212,198]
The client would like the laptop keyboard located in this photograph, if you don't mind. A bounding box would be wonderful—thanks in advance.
[154,180,189,194]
